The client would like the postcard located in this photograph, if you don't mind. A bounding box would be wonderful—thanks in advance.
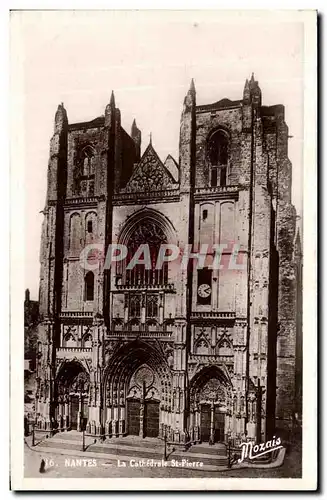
[10,9,317,491]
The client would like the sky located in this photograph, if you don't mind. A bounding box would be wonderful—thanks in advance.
[14,10,304,299]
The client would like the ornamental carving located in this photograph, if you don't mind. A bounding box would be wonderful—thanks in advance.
[135,365,154,388]
[70,371,90,394]
[195,339,209,355]
[124,144,176,193]
[201,378,226,404]
[105,340,119,358]
[129,220,167,247]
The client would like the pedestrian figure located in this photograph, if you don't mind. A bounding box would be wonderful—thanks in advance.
[24,416,29,437]
[39,459,46,473]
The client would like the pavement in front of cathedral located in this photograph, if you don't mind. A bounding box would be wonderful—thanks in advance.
[25,430,229,477]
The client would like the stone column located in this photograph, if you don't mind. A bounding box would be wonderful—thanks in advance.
[141,293,146,325]
[119,401,125,436]
[64,395,69,430]
[159,292,164,325]
[77,394,82,432]
[209,402,215,444]
[246,394,256,439]
[139,402,145,438]
[58,400,64,430]
[139,381,146,438]
[124,293,129,324]
[112,406,119,437]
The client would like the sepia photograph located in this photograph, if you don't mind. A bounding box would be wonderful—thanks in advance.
[10,9,317,491]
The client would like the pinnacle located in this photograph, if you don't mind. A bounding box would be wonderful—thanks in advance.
[110,90,115,107]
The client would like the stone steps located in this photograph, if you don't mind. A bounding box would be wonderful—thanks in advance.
[188,443,227,457]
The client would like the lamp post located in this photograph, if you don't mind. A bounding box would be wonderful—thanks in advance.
[78,379,85,451]
[32,421,35,447]
[163,426,167,461]
[82,426,85,452]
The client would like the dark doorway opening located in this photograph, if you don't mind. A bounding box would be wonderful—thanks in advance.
[214,408,225,442]
[70,396,79,430]
[200,404,211,442]
[145,401,159,438]
[127,399,141,436]
[200,404,225,443]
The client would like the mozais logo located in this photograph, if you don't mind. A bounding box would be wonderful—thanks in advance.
[238,436,283,463]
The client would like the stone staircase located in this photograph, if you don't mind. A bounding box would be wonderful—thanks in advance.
[31,431,229,471]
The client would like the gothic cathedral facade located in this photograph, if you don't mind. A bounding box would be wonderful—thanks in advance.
[35,75,300,445]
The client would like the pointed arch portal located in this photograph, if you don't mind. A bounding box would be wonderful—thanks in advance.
[189,365,231,444]
[103,340,172,438]
[56,361,90,431]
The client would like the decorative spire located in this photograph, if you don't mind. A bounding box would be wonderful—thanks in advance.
[54,102,68,133]
[131,119,141,161]
[104,91,116,126]
[183,79,196,111]
[110,90,115,108]
[243,78,251,103]
[131,118,139,137]
[245,73,261,107]
[149,132,152,145]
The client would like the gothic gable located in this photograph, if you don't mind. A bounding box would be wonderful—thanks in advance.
[124,143,177,193]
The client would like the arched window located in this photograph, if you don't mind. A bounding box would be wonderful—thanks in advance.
[130,318,140,332]
[113,319,123,331]
[147,320,157,332]
[195,339,209,355]
[85,212,97,245]
[69,213,81,253]
[82,147,95,177]
[83,334,92,348]
[64,333,76,348]
[84,272,94,301]
[73,145,96,196]
[207,131,229,187]
[125,219,168,287]
[147,295,159,318]
[130,294,141,318]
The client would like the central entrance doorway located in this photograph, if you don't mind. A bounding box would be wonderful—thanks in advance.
[200,404,225,443]
[104,342,172,439]
[70,396,88,431]
[127,399,160,438]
